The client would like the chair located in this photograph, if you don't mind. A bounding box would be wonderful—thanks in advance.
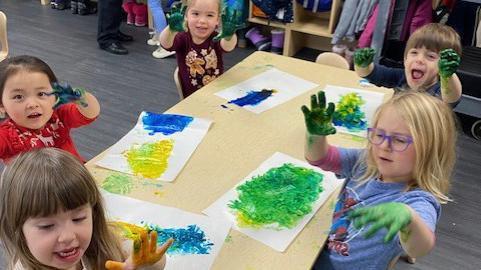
[0,11,8,62]
[315,52,350,70]
[174,67,184,100]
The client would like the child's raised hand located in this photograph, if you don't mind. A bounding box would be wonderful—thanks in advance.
[438,49,460,79]
[301,91,336,136]
[48,82,88,109]
[166,4,186,33]
[348,202,412,243]
[213,7,244,41]
[105,230,174,270]
[354,48,376,68]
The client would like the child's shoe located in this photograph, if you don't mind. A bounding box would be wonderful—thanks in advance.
[332,44,347,57]
[122,1,135,25]
[133,3,147,27]
[152,47,176,59]
[71,0,78,14]
[55,0,68,10]
[270,29,285,54]
[245,27,271,51]
[50,0,57,9]
[147,32,160,46]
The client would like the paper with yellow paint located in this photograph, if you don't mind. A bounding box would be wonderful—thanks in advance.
[96,111,212,182]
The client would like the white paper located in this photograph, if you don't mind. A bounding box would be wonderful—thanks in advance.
[203,152,344,252]
[96,112,212,182]
[324,85,386,137]
[215,68,318,113]
[102,191,231,270]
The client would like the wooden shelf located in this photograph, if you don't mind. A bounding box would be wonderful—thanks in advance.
[248,17,288,29]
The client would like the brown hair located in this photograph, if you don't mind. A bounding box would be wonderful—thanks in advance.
[0,148,124,270]
[404,23,462,58]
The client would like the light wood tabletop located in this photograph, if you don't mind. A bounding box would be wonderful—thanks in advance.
[86,51,393,270]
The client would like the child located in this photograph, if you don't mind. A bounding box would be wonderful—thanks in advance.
[0,55,100,163]
[301,91,457,269]
[159,0,241,98]
[0,148,173,270]
[354,23,462,107]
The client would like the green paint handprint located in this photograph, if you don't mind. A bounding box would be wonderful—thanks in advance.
[48,82,87,109]
[166,4,186,33]
[349,202,412,243]
[438,49,460,78]
[213,7,243,41]
[354,48,376,68]
[301,91,336,136]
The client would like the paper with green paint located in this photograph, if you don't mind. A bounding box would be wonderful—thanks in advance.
[203,152,344,252]
[95,111,212,182]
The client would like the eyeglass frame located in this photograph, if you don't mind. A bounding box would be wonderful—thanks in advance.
[367,128,414,152]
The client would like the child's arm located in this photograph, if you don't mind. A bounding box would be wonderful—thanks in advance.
[438,49,462,103]
[105,231,174,270]
[49,83,100,119]
[354,48,376,78]
[159,5,186,49]
[301,91,336,162]
[349,202,435,258]
[214,7,241,52]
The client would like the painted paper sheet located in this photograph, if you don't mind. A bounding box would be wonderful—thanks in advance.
[96,111,212,182]
[103,191,231,270]
[215,68,318,113]
[323,85,386,137]
[203,152,343,252]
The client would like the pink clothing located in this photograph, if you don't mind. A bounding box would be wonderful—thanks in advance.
[305,145,342,175]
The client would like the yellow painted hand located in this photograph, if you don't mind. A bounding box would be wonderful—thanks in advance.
[105,231,174,270]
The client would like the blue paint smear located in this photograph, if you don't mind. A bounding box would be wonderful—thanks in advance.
[145,224,213,255]
[142,112,193,135]
[333,115,367,132]
[228,89,275,107]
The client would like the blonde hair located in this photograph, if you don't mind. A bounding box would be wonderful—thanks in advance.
[186,0,222,14]
[0,148,124,270]
[359,92,457,204]
[404,23,462,58]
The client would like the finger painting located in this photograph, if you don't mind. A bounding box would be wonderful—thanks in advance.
[96,111,212,182]
[215,68,318,114]
[103,191,231,270]
[323,85,386,137]
[203,152,344,252]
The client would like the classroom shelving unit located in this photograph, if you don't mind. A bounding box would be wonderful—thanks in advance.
[248,0,343,56]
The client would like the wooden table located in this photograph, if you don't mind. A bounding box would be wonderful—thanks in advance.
[86,51,392,270]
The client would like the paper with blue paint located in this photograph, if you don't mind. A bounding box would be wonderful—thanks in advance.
[203,152,344,252]
[323,85,386,138]
[96,111,212,182]
[216,68,318,114]
[102,191,231,270]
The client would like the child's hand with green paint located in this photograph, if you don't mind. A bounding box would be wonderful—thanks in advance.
[48,82,88,109]
[438,49,460,79]
[105,230,174,270]
[348,202,412,243]
[301,91,336,136]
[213,7,243,41]
[166,4,186,33]
[354,48,376,68]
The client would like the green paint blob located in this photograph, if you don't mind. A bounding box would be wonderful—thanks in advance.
[228,163,324,229]
[125,140,174,179]
[102,173,133,194]
[333,93,367,132]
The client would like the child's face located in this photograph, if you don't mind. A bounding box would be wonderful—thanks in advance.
[404,46,440,91]
[371,106,416,183]
[22,204,93,269]
[186,0,220,43]
[0,70,56,130]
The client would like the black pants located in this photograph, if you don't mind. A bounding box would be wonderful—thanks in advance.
[97,0,123,48]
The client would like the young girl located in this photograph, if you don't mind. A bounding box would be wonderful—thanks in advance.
[0,55,100,163]
[301,91,457,269]
[159,0,240,98]
[354,23,462,107]
[0,148,172,270]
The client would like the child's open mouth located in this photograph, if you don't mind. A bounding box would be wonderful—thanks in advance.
[27,112,42,119]
[55,247,80,262]
[411,69,425,80]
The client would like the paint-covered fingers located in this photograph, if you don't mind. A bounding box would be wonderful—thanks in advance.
[105,260,126,270]
[50,82,88,108]
[438,49,460,78]
[302,91,336,136]
[131,231,172,267]
[167,4,186,32]
[156,238,174,258]
[354,48,375,68]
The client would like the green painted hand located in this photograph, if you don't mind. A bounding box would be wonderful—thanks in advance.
[301,91,336,136]
[166,4,186,33]
[438,49,460,78]
[49,82,88,109]
[348,202,412,243]
[213,7,243,41]
[105,231,173,270]
[354,48,376,68]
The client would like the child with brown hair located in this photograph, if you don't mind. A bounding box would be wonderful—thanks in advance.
[354,23,462,107]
